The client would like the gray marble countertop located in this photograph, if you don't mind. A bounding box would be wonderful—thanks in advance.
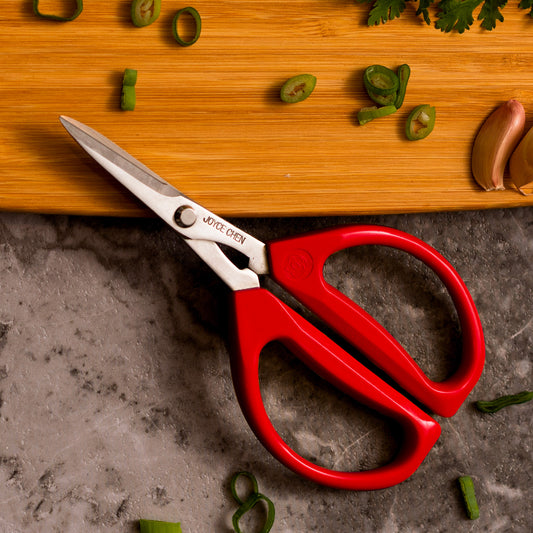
[0,207,531,533]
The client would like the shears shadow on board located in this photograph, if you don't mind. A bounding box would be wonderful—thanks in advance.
[59,115,486,491]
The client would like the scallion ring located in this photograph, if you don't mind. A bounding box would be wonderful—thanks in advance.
[33,0,83,21]
[230,471,275,533]
[172,7,202,46]
[232,493,275,533]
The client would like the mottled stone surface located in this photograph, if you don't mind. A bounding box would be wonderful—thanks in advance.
[0,208,531,532]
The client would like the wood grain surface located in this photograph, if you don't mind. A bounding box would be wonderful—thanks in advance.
[2,1,533,216]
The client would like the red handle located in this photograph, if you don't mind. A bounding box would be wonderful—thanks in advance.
[230,288,440,490]
[267,225,485,417]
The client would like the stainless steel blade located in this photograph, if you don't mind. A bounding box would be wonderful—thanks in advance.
[60,116,269,287]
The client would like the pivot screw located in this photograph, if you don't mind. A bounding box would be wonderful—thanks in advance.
[174,206,197,228]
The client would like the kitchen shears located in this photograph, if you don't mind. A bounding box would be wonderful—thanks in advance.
[60,116,485,491]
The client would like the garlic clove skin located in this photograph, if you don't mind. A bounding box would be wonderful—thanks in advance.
[509,125,533,195]
[472,99,525,191]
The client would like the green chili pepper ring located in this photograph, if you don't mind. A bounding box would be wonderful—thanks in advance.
[230,472,275,533]
[357,105,397,125]
[394,64,411,109]
[364,65,399,96]
[475,390,533,413]
[131,0,161,27]
[33,0,83,21]
[280,74,317,103]
[172,7,202,46]
[405,104,436,140]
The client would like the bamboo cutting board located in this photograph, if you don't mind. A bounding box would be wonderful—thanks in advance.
[1,1,533,217]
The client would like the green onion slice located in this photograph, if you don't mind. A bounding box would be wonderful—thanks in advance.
[230,471,259,505]
[131,0,161,27]
[232,493,275,533]
[458,476,480,520]
[121,85,136,111]
[357,105,397,125]
[475,390,533,413]
[230,472,275,533]
[394,64,411,109]
[172,7,202,46]
[123,68,138,87]
[280,74,317,103]
[139,519,182,533]
[33,0,83,21]
[405,104,436,140]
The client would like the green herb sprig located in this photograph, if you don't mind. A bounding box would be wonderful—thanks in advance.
[356,0,533,33]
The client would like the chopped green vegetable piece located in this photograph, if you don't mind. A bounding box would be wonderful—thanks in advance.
[131,0,161,27]
[172,7,202,46]
[363,65,399,106]
[475,390,533,413]
[405,104,436,140]
[280,74,317,103]
[139,519,182,533]
[458,476,480,520]
[230,471,259,505]
[363,65,399,96]
[232,493,275,533]
[123,68,138,87]
[33,0,83,21]
[357,105,397,125]
[394,64,410,109]
[230,472,275,533]
[121,85,136,111]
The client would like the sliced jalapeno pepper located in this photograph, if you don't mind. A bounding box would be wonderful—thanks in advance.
[394,64,410,109]
[280,74,317,103]
[357,105,397,125]
[131,0,161,27]
[172,7,202,46]
[33,0,83,21]
[405,104,436,140]
[364,65,399,95]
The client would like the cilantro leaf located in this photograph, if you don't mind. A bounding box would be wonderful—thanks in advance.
[416,0,435,24]
[435,0,483,33]
[478,0,507,30]
[518,0,533,16]
[366,0,407,26]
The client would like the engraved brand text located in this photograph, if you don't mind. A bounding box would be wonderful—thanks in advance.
[203,216,247,245]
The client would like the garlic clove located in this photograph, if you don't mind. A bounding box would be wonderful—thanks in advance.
[471,99,525,191]
[509,125,533,195]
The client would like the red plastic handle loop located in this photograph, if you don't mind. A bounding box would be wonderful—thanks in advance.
[230,288,441,490]
[267,225,485,417]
